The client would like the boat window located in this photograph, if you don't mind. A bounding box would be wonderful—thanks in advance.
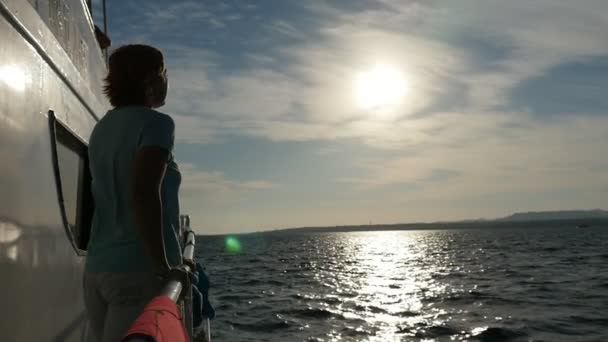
[48,110,93,255]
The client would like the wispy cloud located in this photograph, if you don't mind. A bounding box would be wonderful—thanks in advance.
[344,112,608,197]
[159,1,608,143]
[179,163,276,198]
[268,20,302,39]
[105,0,608,231]
[109,0,608,143]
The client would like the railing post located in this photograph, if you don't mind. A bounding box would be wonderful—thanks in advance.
[180,215,195,341]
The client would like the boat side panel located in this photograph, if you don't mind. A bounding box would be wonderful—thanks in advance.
[0,5,101,342]
[2,0,108,138]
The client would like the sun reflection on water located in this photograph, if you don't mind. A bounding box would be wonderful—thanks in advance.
[302,231,492,341]
[306,231,471,341]
[270,229,503,341]
[353,232,434,340]
[200,228,608,342]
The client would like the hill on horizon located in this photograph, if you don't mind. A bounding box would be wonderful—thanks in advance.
[499,209,608,222]
[196,209,608,236]
[260,209,608,234]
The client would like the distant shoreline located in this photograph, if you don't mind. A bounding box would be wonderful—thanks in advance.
[197,215,608,236]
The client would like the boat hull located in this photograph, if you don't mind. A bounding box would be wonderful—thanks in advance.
[0,0,107,340]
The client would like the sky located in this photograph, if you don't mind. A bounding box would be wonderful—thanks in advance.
[94,0,608,234]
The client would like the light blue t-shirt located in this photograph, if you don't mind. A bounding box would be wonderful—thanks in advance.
[85,106,182,273]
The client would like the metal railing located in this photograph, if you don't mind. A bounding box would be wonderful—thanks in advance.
[161,221,195,303]
[125,215,210,342]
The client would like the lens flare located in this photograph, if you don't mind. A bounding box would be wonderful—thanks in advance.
[225,236,242,253]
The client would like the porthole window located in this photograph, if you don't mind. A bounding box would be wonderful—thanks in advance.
[48,110,93,255]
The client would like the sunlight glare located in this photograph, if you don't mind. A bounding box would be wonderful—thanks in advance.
[0,64,28,92]
[354,64,408,110]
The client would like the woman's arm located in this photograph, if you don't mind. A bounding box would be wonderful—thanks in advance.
[132,146,171,274]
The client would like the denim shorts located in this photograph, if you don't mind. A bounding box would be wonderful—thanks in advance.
[83,272,163,342]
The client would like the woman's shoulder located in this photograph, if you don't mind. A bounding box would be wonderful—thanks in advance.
[146,111,175,137]
[148,108,174,125]
[135,108,175,129]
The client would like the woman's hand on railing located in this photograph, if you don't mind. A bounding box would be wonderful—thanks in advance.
[169,264,193,282]
[183,258,196,272]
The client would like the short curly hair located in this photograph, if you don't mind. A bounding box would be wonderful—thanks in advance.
[103,44,165,107]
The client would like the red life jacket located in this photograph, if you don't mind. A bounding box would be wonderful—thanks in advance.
[122,296,189,342]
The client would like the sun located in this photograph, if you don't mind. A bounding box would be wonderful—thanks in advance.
[354,64,408,110]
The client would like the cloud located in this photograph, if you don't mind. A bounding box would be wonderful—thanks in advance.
[148,1,608,145]
[174,163,282,232]
[510,57,608,116]
[139,1,241,31]
[171,115,218,144]
[159,1,605,141]
[111,0,608,149]
[106,0,608,231]
[342,111,608,200]
[268,20,302,38]
[161,0,608,199]
[159,10,468,146]
[444,1,608,109]
[179,163,276,200]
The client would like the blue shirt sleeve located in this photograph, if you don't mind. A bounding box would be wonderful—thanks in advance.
[138,113,175,152]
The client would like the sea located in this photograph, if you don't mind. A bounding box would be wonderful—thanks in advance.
[195,225,608,342]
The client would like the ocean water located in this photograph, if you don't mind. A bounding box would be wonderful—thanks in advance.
[195,226,608,342]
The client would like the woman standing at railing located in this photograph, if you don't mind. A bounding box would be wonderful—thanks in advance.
[84,44,183,342]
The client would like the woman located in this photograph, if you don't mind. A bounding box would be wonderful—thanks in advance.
[84,44,183,342]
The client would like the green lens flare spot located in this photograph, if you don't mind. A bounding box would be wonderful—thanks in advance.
[225,236,241,253]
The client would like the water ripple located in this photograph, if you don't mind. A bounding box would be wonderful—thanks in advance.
[197,226,608,341]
